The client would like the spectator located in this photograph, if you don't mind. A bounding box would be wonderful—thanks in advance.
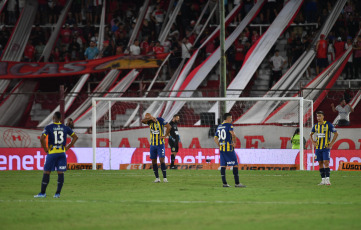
[179,37,192,59]
[234,38,245,70]
[327,38,335,64]
[353,35,361,79]
[140,36,151,55]
[151,5,165,37]
[51,47,61,62]
[251,30,260,44]
[94,0,103,24]
[65,12,77,26]
[24,40,35,62]
[84,41,99,60]
[269,49,286,89]
[205,40,215,57]
[291,37,303,64]
[35,41,45,61]
[185,29,196,46]
[169,24,180,40]
[130,39,141,56]
[331,99,354,126]
[153,41,165,54]
[101,40,114,58]
[239,31,248,45]
[60,24,72,48]
[162,37,172,53]
[85,0,94,24]
[72,0,83,25]
[68,37,81,60]
[48,0,57,24]
[334,37,345,59]
[316,34,328,75]
[344,36,354,79]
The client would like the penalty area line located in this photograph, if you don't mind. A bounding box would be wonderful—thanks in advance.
[0,199,359,206]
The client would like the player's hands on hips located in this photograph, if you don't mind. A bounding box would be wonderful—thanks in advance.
[328,143,334,149]
[311,140,317,146]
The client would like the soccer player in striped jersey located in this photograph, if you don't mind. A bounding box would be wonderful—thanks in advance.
[142,113,172,183]
[34,112,78,198]
[310,111,339,185]
[214,113,246,188]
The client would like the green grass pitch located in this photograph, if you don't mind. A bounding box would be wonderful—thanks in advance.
[1,170,360,230]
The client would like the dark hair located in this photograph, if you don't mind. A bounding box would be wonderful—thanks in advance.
[173,114,180,118]
[54,111,61,120]
[223,113,232,120]
[316,111,324,115]
[292,128,300,138]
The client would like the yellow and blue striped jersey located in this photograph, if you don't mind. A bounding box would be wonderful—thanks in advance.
[148,117,167,146]
[311,121,337,149]
[215,122,234,152]
[42,122,74,154]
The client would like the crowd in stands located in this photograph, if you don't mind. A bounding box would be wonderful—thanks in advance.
[0,0,359,84]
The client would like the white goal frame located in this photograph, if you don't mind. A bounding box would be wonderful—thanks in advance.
[91,97,314,170]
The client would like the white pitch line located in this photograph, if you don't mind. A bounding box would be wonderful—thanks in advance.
[0,199,359,205]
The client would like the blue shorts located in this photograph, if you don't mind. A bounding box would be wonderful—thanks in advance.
[44,153,67,171]
[220,150,238,166]
[150,144,165,159]
[315,149,330,162]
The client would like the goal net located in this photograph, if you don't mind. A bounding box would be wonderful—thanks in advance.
[91,97,314,170]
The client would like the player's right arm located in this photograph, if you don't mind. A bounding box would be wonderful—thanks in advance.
[65,133,78,151]
[310,125,317,146]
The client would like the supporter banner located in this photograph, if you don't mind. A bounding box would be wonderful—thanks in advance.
[1,147,360,171]
[338,162,361,171]
[0,126,360,150]
[0,53,168,79]
[119,163,299,170]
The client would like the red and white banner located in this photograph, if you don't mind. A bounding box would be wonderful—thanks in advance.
[0,53,168,79]
[1,126,361,150]
[1,147,361,171]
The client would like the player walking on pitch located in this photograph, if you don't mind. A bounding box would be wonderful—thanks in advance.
[310,111,338,185]
[169,114,180,169]
[142,113,172,183]
[34,112,78,198]
[214,113,246,188]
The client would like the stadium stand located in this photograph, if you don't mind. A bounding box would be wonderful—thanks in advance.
[0,0,360,129]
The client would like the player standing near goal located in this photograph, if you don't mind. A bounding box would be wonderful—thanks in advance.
[34,112,78,198]
[142,113,172,183]
[310,111,338,185]
[214,113,246,188]
[169,114,180,169]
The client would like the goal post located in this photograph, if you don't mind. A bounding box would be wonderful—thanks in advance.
[91,97,314,171]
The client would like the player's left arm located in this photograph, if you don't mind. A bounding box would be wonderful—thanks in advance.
[229,130,237,147]
[348,104,354,113]
[160,123,172,139]
[65,127,78,151]
[328,123,338,149]
[328,131,338,149]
